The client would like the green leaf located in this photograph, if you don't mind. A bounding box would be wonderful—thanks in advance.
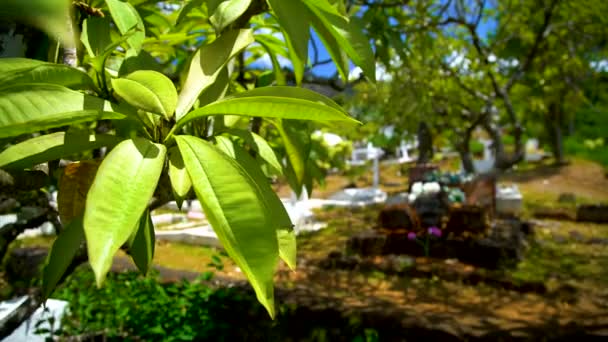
[168,147,192,210]
[220,129,283,175]
[81,17,113,57]
[171,86,357,136]
[0,59,95,90]
[1,0,74,47]
[302,0,376,82]
[105,0,146,54]
[210,0,252,32]
[0,132,121,170]
[176,29,254,118]
[0,84,127,139]
[309,13,349,81]
[112,70,178,119]
[176,135,279,317]
[41,217,84,301]
[266,0,310,85]
[130,209,155,275]
[84,138,166,286]
[255,36,287,86]
[276,120,310,196]
[119,50,163,76]
[213,136,295,270]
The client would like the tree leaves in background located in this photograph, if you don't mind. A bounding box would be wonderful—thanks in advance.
[84,138,166,286]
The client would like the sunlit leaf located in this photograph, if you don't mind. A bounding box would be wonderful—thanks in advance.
[0,58,95,90]
[176,135,279,317]
[176,29,253,118]
[210,0,252,32]
[112,70,178,119]
[213,136,295,269]
[105,0,146,54]
[0,132,120,170]
[84,138,166,286]
[0,84,126,139]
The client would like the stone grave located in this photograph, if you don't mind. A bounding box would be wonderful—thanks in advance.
[344,168,530,269]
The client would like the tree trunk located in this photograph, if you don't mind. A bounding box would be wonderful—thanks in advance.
[483,117,524,171]
[456,131,475,174]
[546,103,566,165]
[417,122,433,164]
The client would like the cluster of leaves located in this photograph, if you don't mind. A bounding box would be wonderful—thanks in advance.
[0,0,375,317]
[49,268,381,341]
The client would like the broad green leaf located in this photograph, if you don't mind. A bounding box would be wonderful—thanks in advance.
[105,0,146,54]
[130,209,155,275]
[58,160,100,225]
[0,59,94,90]
[0,132,121,170]
[0,58,47,73]
[176,29,254,118]
[276,119,310,196]
[210,0,252,32]
[303,0,376,82]
[41,217,84,301]
[168,147,192,210]
[84,138,166,286]
[112,70,178,118]
[176,135,278,317]
[199,67,230,108]
[213,136,295,270]
[171,86,358,135]
[220,129,283,175]
[0,58,93,88]
[1,0,74,47]
[0,84,126,139]
[266,0,310,84]
[81,17,113,57]
[119,50,163,76]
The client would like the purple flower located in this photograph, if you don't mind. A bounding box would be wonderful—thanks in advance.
[428,226,442,237]
[407,232,417,240]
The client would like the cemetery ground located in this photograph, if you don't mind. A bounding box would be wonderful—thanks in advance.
[4,157,608,340]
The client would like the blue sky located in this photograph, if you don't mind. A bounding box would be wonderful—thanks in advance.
[249,4,497,79]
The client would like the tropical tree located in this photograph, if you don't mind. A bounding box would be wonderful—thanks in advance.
[0,0,375,320]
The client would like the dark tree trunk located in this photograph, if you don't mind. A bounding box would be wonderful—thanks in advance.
[457,131,475,174]
[417,122,433,164]
[546,103,566,165]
